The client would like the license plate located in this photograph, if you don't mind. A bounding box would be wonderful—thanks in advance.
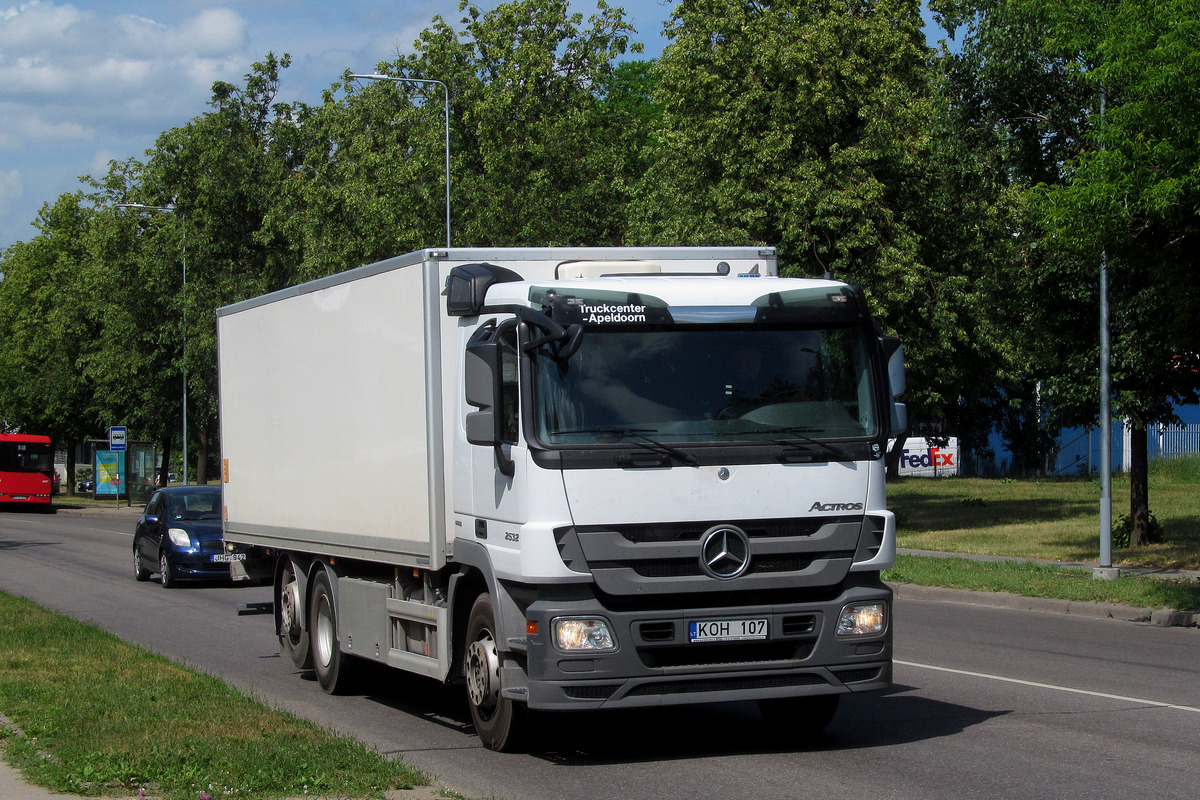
[211,553,246,563]
[689,618,768,643]
[13,496,28,501]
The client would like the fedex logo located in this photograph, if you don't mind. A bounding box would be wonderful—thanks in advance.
[901,447,955,469]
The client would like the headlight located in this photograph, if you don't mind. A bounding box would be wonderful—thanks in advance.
[837,602,887,637]
[167,528,194,549]
[553,618,616,652]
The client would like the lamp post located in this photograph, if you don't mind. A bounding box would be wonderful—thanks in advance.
[348,73,451,248]
[115,203,188,486]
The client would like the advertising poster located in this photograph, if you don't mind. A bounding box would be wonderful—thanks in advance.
[896,437,959,478]
[95,450,126,495]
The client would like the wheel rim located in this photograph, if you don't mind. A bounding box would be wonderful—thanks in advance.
[314,594,335,668]
[160,553,169,581]
[280,572,302,644]
[466,631,500,716]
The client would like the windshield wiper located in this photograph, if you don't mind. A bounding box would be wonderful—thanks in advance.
[551,427,699,467]
[759,426,853,461]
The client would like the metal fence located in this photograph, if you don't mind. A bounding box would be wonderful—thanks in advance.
[1152,423,1200,459]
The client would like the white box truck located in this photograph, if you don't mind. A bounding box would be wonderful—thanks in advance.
[217,247,906,750]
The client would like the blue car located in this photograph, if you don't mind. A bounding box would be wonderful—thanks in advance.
[132,485,265,587]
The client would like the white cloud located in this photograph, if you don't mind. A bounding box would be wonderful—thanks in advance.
[0,169,24,215]
[0,1,84,47]
[180,8,247,54]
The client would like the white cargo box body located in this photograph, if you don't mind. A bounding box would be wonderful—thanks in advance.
[217,247,778,569]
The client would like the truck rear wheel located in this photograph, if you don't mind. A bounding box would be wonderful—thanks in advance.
[278,560,311,670]
[465,593,527,752]
[310,569,355,693]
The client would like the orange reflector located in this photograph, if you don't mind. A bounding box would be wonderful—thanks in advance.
[526,620,539,636]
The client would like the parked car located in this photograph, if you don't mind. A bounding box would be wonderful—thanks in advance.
[132,485,269,587]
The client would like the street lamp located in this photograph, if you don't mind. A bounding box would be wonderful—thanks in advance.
[348,73,451,248]
[115,203,188,486]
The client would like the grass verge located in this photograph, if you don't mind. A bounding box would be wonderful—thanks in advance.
[886,554,1200,611]
[0,590,427,800]
[884,456,1200,611]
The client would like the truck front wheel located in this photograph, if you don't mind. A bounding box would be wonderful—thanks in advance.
[465,593,527,752]
[310,570,355,693]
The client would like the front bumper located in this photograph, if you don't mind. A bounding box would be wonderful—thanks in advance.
[169,544,272,581]
[516,576,892,711]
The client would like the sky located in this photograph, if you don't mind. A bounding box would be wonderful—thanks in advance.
[0,0,681,251]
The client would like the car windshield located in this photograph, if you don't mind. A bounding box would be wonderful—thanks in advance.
[169,491,222,520]
[531,324,879,446]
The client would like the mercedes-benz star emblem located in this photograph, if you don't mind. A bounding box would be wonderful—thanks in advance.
[700,525,751,580]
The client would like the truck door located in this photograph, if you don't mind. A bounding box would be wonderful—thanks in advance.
[465,320,526,526]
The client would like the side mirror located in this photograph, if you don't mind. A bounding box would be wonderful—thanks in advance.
[464,330,516,477]
[880,336,905,398]
[880,336,907,436]
[464,339,499,446]
[446,263,524,317]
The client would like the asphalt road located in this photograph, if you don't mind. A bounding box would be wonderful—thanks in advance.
[2,506,1198,800]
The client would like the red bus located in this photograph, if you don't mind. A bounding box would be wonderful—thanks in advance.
[0,433,55,509]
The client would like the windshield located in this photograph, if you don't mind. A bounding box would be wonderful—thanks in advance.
[0,440,54,473]
[532,325,880,446]
[168,490,222,521]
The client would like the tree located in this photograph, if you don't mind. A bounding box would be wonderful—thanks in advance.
[138,53,307,482]
[84,157,189,489]
[631,0,1016,466]
[0,194,105,489]
[266,0,646,280]
[937,0,1200,543]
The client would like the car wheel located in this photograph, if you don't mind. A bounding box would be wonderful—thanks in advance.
[309,569,355,693]
[159,551,177,589]
[133,547,150,582]
[465,593,527,752]
[278,559,312,670]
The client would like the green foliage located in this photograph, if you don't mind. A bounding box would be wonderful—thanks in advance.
[632,0,1017,446]
[263,0,646,283]
[2,0,1195,502]
[1114,511,1164,549]
[0,194,104,448]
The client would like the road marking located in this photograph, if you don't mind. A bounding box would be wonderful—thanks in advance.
[896,659,1200,714]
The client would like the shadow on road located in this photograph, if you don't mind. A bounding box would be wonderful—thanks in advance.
[332,663,1006,762]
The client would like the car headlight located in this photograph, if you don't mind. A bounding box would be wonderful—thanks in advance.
[167,528,195,549]
[553,618,616,652]
[837,602,887,637]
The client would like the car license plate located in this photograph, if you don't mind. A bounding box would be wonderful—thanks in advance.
[211,553,246,563]
[689,618,768,643]
[12,495,28,501]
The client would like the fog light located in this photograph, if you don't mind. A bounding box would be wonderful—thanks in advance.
[553,618,616,652]
[837,602,886,636]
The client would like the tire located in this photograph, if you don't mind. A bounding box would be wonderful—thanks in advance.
[278,560,312,670]
[309,570,355,693]
[464,593,527,752]
[159,551,177,589]
[756,694,840,738]
[133,547,150,582]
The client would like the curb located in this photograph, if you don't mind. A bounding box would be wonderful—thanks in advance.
[890,582,1198,628]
